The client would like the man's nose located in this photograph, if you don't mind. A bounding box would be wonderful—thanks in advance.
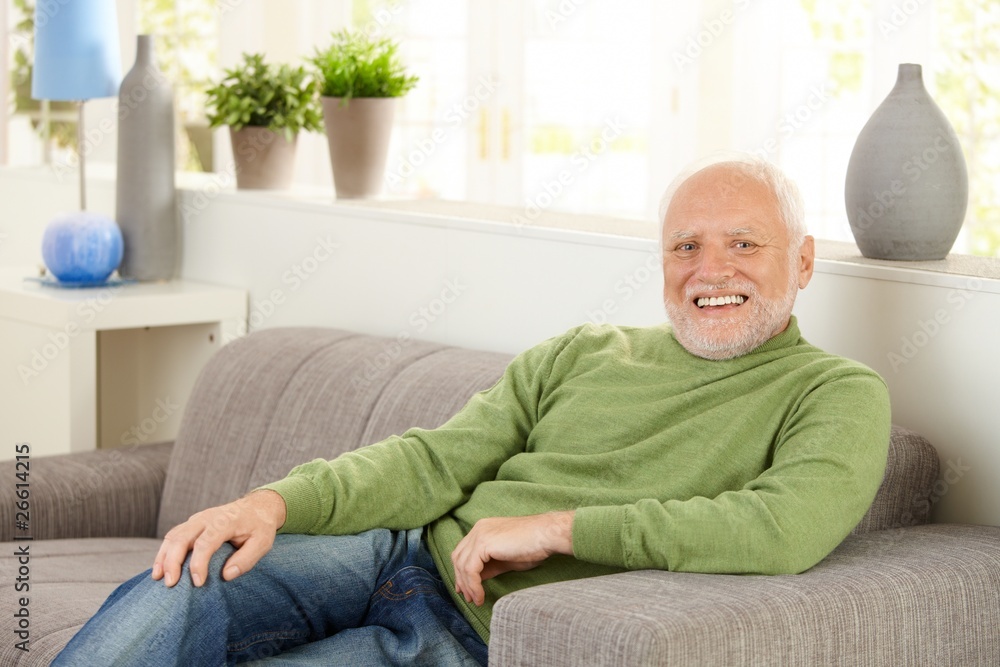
[696,245,735,283]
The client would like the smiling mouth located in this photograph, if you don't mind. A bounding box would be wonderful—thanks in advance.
[695,294,747,308]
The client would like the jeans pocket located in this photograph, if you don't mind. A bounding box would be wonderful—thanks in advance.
[368,564,488,666]
[374,566,444,602]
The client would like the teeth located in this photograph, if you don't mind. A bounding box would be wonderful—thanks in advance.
[696,295,745,308]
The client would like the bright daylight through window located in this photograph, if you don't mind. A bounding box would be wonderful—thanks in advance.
[3,0,998,256]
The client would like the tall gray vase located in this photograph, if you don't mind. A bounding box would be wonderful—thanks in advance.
[116,34,178,281]
[845,63,968,260]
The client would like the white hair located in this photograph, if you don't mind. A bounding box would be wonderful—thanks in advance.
[657,152,807,250]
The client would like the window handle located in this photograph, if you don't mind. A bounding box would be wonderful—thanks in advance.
[478,107,489,160]
[502,108,511,161]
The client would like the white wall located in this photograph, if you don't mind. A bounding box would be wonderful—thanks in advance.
[796,268,998,526]
[1,166,998,526]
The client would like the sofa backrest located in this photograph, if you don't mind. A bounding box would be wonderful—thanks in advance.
[853,425,940,533]
[157,328,941,538]
[156,328,511,536]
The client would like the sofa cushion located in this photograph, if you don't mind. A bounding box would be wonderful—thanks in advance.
[0,538,160,666]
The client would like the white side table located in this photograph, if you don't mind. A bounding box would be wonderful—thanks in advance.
[0,268,248,459]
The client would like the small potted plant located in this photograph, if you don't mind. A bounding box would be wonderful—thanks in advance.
[311,30,418,198]
[205,53,323,189]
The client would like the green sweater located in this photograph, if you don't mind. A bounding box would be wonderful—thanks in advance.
[261,317,891,643]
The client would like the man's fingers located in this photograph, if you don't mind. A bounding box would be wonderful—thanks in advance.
[151,546,167,580]
[155,509,225,588]
[221,534,274,581]
[186,531,229,587]
[480,558,541,581]
[455,557,541,606]
[451,513,574,606]
[451,537,487,606]
[151,533,176,580]
[459,578,485,606]
[157,530,201,587]
[148,494,285,588]
[454,566,484,606]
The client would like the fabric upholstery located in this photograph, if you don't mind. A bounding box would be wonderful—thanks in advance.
[853,425,940,533]
[489,524,1000,666]
[0,441,171,542]
[156,328,511,536]
[0,538,160,667]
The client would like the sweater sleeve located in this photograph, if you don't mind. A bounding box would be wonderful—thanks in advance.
[572,370,891,574]
[258,328,578,536]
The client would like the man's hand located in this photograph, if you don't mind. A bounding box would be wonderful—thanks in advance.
[151,489,287,588]
[450,511,574,607]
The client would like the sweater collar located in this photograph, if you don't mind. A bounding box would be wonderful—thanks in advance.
[749,316,802,355]
[667,315,802,360]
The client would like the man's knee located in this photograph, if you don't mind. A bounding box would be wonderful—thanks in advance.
[203,542,237,572]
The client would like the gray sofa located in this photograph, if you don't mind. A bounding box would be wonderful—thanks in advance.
[2,327,999,666]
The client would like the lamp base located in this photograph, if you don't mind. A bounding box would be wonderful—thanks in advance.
[41,212,124,284]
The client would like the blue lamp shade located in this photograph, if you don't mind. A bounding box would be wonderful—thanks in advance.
[31,0,122,101]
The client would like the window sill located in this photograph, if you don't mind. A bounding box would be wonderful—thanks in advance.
[304,189,1000,293]
[4,164,1000,293]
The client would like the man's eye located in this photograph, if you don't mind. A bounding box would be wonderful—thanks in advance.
[735,241,755,249]
[677,243,697,252]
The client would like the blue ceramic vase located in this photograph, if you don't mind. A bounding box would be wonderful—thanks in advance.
[42,212,123,284]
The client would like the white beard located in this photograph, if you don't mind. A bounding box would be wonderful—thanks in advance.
[665,264,799,360]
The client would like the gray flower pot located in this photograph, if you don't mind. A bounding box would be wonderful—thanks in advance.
[230,126,298,190]
[321,97,396,199]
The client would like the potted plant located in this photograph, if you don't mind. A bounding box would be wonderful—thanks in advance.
[311,30,418,198]
[205,53,323,189]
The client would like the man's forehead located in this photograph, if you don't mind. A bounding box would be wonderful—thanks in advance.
[663,178,783,236]
[667,226,764,240]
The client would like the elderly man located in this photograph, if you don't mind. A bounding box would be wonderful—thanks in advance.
[55,157,889,666]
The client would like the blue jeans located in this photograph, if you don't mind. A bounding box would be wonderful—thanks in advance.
[53,529,488,666]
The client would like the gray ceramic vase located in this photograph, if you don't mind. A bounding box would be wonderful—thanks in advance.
[321,97,395,198]
[845,64,968,261]
[116,34,179,281]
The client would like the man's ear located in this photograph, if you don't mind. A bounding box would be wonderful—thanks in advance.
[797,235,815,289]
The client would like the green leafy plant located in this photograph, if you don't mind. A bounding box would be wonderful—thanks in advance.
[204,53,323,140]
[311,29,419,104]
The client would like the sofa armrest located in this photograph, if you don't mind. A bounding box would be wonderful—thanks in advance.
[490,524,1000,666]
[0,442,173,542]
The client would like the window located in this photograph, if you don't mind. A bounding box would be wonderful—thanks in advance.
[356,0,675,222]
[934,0,1000,256]
[3,0,998,256]
[3,0,80,166]
[1,0,216,169]
[137,0,218,171]
[732,0,876,243]
[342,0,1000,255]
